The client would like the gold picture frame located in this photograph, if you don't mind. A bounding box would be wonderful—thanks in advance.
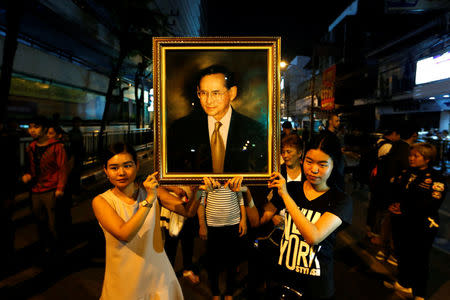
[153,37,280,184]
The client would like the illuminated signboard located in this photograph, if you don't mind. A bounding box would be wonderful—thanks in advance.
[415,51,450,85]
[321,65,336,110]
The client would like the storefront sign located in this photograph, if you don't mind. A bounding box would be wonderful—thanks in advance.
[321,65,336,110]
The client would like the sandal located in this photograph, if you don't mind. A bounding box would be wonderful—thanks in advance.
[183,270,200,285]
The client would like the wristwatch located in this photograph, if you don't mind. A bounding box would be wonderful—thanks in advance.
[140,199,153,208]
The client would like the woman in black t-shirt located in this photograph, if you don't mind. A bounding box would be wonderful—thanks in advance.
[268,137,352,300]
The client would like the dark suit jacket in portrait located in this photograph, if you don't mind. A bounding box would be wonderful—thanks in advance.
[167,108,267,173]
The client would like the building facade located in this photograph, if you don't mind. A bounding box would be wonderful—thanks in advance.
[283,0,449,133]
[0,0,206,125]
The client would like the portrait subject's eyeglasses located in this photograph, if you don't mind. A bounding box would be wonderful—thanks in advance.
[197,90,228,100]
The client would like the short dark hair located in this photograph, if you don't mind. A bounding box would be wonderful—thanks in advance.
[48,122,66,136]
[103,142,138,168]
[399,127,418,140]
[197,65,236,89]
[282,121,292,129]
[29,115,49,129]
[327,113,339,121]
[383,129,398,137]
[326,113,340,128]
[281,133,302,153]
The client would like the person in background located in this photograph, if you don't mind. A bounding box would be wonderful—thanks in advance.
[387,128,419,182]
[160,185,201,285]
[47,123,73,250]
[438,129,449,140]
[374,127,418,265]
[366,128,401,240]
[247,134,304,229]
[47,124,66,141]
[281,120,293,139]
[22,116,68,260]
[318,113,345,190]
[198,176,247,300]
[384,143,446,300]
[68,116,84,198]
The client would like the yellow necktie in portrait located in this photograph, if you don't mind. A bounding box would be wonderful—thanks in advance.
[211,121,225,173]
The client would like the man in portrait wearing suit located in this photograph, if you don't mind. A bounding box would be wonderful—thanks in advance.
[167,65,267,173]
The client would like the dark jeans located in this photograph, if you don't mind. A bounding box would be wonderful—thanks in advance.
[367,186,391,234]
[164,217,197,272]
[397,217,437,298]
[247,229,283,299]
[31,190,61,254]
[207,224,240,295]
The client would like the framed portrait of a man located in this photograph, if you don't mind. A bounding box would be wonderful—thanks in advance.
[153,37,280,184]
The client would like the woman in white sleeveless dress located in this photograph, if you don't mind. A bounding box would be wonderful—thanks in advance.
[92,143,196,300]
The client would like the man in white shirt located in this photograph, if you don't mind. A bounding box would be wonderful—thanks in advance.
[167,65,267,173]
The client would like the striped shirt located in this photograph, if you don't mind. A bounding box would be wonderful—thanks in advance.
[201,187,244,227]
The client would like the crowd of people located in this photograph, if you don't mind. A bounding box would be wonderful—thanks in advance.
[92,114,448,300]
[356,123,447,300]
[1,94,448,299]
[90,134,351,300]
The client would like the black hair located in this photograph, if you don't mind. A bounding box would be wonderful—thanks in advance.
[281,133,302,153]
[29,115,49,129]
[325,113,340,128]
[48,122,66,137]
[306,136,342,186]
[103,142,138,168]
[197,65,236,89]
[327,112,339,121]
[382,129,399,137]
[282,121,292,129]
[399,127,418,140]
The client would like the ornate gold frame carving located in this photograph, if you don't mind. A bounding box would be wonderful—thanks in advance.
[153,37,280,184]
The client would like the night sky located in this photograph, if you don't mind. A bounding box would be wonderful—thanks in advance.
[205,0,354,61]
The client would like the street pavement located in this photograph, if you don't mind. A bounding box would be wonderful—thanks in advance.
[1,151,449,300]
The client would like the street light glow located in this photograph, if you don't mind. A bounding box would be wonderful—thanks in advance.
[280,61,287,68]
